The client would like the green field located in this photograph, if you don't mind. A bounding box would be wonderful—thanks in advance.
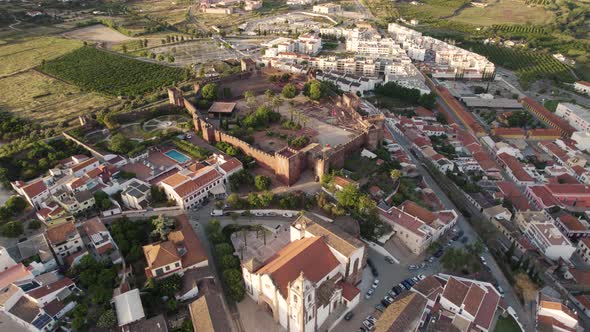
[468,43,576,87]
[494,315,521,332]
[0,70,114,127]
[0,37,82,76]
[451,0,553,26]
[39,46,190,96]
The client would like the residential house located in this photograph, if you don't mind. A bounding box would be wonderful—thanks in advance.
[576,238,590,265]
[113,288,145,327]
[373,292,427,332]
[553,212,590,242]
[536,292,579,332]
[81,217,121,264]
[120,179,151,210]
[143,215,208,279]
[45,221,86,265]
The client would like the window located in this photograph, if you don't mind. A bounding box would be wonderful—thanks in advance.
[175,262,180,268]
[165,265,170,271]
[155,268,164,276]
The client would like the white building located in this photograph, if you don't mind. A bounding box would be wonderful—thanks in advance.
[537,292,579,332]
[525,221,575,262]
[241,214,365,332]
[120,179,151,210]
[45,221,85,265]
[315,71,382,96]
[555,102,590,132]
[113,289,145,327]
[576,238,590,264]
[379,201,457,255]
[574,81,590,95]
[572,131,590,151]
[158,155,242,210]
[312,3,340,14]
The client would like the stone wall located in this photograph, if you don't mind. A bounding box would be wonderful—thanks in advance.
[178,90,383,185]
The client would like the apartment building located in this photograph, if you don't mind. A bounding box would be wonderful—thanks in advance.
[45,221,86,265]
[555,102,590,132]
[574,81,590,95]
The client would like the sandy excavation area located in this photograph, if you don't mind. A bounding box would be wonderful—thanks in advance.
[63,24,133,44]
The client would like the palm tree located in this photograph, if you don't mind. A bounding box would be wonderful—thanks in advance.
[288,107,296,122]
[301,115,309,128]
[272,95,283,112]
[264,89,274,102]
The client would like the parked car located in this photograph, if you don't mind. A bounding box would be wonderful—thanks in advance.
[405,278,416,286]
[384,296,394,304]
[362,320,374,331]
[417,274,426,280]
[408,264,419,271]
[497,286,505,297]
[385,256,395,264]
[401,281,412,290]
[458,230,464,237]
[344,312,354,321]
[266,212,276,217]
[428,256,435,263]
[392,286,403,295]
[461,236,468,243]
[419,262,426,269]
[434,249,444,258]
[381,299,390,307]
[372,279,379,289]
[411,276,420,283]
[480,256,487,265]
[388,290,397,298]
[283,212,293,217]
[254,212,264,216]
[375,304,386,312]
[452,234,461,241]
[210,209,223,216]
[365,288,374,299]
[366,316,377,324]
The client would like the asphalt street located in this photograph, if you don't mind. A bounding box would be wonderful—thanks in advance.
[384,120,533,330]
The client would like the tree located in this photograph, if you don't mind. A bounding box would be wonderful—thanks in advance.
[1,222,23,237]
[94,190,112,210]
[28,219,41,230]
[335,184,360,208]
[264,89,274,102]
[226,193,242,209]
[254,175,271,190]
[215,243,234,256]
[201,83,219,100]
[151,214,175,240]
[109,133,133,154]
[157,54,165,61]
[222,269,245,301]
[150,185,167,204]
[4,196,26,214]
[282,83,298,99]
[390,169,401,181]
[197,64,205,77]
[258,191,274,207]
[248,193,260,207]
[157,274,182,297]
[220,254,240,269]
[307,80,324,100]
[97,309,116,328]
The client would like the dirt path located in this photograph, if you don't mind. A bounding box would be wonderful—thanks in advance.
[8,16,23,31]
[440,2,471,20]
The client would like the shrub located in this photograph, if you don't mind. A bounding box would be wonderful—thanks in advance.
[254,175,271,191]
[0,221,23,237]
[282,83,298,99]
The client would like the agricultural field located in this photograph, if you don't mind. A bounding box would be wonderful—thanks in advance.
[146,39,237,65]
[62,24,134,46]
[0,37,82,76]
[0,70,114,128]
[39,46,190,96]
[450,0,553,26]
[468,43,576,87]
[128,0,190,26]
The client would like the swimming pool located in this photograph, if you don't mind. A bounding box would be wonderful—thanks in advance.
[164,149,191,163]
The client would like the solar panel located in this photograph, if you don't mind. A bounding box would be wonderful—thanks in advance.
[32,314,52,329]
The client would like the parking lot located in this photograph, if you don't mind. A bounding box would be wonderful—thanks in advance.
[334,227,473,331]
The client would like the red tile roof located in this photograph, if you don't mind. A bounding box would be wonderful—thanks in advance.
[27,277,74,299]
[498,153,534,182]
[528,186,561,208]
[219,158,242,173]
[379,207,426,237]
[577,81,590,87]
[473,151,496,170]
[0,264,33,289]
[46,222,78,245]
[415,107,434,118]
[337,281,360,301]
[496,181,532,211]
[441,277,469,307]
[463,284,485,316]
[21,180,47,198]
[557,213,588,232]
[256,236,340,297]
[521,97,575,137]
[528,128,561,138]
[174,169,222,198]
[492,127,526,137]
[399,201,434,224]
[71,157,98,173]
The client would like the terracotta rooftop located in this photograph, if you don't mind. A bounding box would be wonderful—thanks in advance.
[337,280,360,301]
[498,153,534,182]
[399,201,435,224]
[81,217,108,236]
[256,236,340,297]
[374,292,427,332]
[292,213,364,258]
[189,293,232,332]
[21,179,47,198]
[219,157,242,173]
[174,169,222,198]
[412,275,444,299]
[379,207,427,237]
[70,157,97,173]
[27,277,74,299]
[208,102,236,114]
[441,277,469,308]
[46,221,78,245]
[8,296,40,323]
[0,264,33,289]
[556,213,588,232]
[143,241,181,270]
[333,176,358,188]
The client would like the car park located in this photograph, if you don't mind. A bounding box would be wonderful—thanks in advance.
[344,312,354,321]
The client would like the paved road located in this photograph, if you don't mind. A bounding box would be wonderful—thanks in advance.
[383,120,533,330]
